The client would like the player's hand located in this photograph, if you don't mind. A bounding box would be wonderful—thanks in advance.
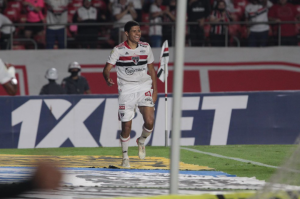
[152,91,158,104]
[32,161,62,190]
[4,63,13,69]
[106,78,115,86]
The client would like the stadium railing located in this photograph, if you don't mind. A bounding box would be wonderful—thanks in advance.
[1,21,299,50]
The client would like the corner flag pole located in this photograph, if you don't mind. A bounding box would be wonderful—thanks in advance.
[157,40,169,147]
[170,0,187,195]
[165,50,168,147]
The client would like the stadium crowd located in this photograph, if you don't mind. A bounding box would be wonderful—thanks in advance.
[0,0,299,49]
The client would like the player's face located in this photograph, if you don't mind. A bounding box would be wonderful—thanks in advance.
[127,26,141,43]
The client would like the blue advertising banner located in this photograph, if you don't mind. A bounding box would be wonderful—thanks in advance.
[0,92,300,149]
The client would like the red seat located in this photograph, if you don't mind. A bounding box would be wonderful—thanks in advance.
[204,24,211,38]
[69,1,82,9]
[92,0,107,11]
[13,44,26,50]
[7,1,22,13]
[19,14,27,23]
[3,8,19,22]
[68,6,77,22]
[234,0,248,9]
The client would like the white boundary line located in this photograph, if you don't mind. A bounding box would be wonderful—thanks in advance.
[181,147,278,169]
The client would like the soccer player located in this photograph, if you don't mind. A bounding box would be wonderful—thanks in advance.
[103,20,157,168]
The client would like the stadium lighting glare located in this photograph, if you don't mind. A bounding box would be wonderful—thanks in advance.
[170,0,187,195]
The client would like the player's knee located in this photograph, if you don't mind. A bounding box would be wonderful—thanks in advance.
[144,117,154,129]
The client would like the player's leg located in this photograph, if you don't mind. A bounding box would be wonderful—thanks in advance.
[137,89,155,159]
[118,93,136,167]
[139,106,155,136]
[120,120,132,167]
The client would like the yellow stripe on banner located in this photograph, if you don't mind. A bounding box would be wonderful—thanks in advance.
[0,155,213,170]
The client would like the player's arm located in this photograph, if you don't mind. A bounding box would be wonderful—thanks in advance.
[147,63,157,104]
[2,81,17,96]
[2,64,18,96]
[103,63,115,86]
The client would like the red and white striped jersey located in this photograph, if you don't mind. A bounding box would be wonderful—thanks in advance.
[107,41,155,94]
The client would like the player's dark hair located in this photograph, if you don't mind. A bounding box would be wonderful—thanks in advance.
[124,21,140,33]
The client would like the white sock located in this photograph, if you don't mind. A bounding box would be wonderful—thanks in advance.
[138,126,152,144]
[120,135,130,159]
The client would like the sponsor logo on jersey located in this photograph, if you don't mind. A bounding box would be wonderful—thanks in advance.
[125,67,135,75]
[132,56,140,65]
[119,105,125,110]
[145,98,153,102]
[140,50,146,53]
[145,91,151,96]
[125,52,129,55]
[125,67,146,75]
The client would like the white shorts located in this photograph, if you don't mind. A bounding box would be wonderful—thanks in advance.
[118,89,154,122]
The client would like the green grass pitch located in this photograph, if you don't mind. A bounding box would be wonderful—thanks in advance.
[0,145,296,181]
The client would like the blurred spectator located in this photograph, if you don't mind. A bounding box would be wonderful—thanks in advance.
[129,0,144,22]
[111,0,137,44]
[224,0,245,20]
[0,0,7,13]
[187,0,211,46]
[73,0,106,49]
[268,0,300,46]
[0,13,15,50]
[40,68,65,95]
[45,0,70,49]
[149,0,163,47]
[209,0,232,46]
[61,62,91,94]
[245,0,273,47]
[0,161,62,198]
[162,0,176,46]
[23,0,45,44]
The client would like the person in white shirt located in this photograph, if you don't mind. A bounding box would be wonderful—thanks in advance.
[245,0,273,46]
[149,0,163,47]
[103,21,157,168]
[45,0,70,49]
[73,0,105,48]
[0,13,15,50]
[111,0,137,44]
[109,0,142,22]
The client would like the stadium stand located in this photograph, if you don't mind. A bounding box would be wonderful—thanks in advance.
[0,0,300,49]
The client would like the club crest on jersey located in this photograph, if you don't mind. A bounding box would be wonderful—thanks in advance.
[132,56,139,65]
[145,91,151,96]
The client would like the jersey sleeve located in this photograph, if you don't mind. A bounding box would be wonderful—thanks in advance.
[107,47,119,65]
[147,45,154,64]
[0,59,12,85]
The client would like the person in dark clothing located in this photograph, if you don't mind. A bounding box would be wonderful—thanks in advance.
[187,0,211,46]
[61,62,91,94]
[0,161,62,198]
[40,68,65,95]
[162,0,176,47]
